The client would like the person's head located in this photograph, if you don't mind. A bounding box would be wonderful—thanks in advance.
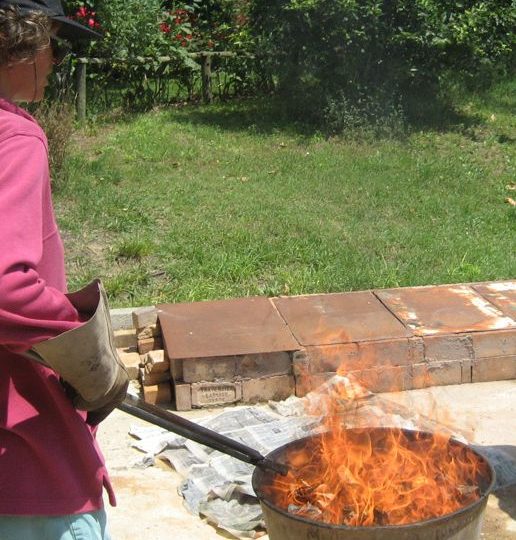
[0,0,100,103]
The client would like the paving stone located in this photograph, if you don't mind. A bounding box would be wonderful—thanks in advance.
[473,281,516,319]
[469,329,516,358]
[142,382,172,405]
[412,361,463,389]
[110,308,134,331]
[472,356,516,382]
[376,284,515,336]
[132,306,158,330]
[242,375,295,404]
[158,297,299,360]
[423,334,474,361]
[190,381,242,408]
[272,292,410,346]
[173,382,192,411]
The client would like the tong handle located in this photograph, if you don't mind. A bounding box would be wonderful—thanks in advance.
[119,394,288,476]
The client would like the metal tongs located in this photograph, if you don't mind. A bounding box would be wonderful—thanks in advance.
[119,394,288,476]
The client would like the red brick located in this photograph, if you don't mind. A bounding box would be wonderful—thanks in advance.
[137,336,163,355]
[142,349,170,374]
[143,382,172,405]
[242,375,295,404]
[470,329,516,358]
[295,373,335,397]
[412,361,463,389]
[358,337,424,368]
[292,349,310,376]
[236,352,292,378]
[423,335,474,362]
[462,359,472,383]
[140,367,170,386]
[136,323,161,340]
[191,381,242,407]
[132,306,158,330]
[472,356,516,382]
[114,328,137,349]
[303,344,359,373]
[173,382,192,411]
[117,349,141,380]
[182,356,237,383]
[348,365,411,393]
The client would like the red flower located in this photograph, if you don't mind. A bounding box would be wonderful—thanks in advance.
[160,22,171,34]
[176,33,183,40]
[181,40,187,47]
[186,34,192,40]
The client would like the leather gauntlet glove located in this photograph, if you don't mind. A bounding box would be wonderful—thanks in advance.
[27,279,129,425]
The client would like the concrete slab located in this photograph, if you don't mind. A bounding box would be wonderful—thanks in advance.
[98,380,516,539]
[272,292,411,345]
[158,297,299,359]
[376,284,515,335]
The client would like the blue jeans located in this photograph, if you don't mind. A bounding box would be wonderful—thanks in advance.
[0,510,111,540]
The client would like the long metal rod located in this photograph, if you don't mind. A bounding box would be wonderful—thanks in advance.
[119,395,288,476]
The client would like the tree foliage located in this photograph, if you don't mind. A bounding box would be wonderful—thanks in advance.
[250,0,515,130]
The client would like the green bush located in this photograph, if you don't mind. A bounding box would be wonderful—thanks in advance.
[250,0,515,131]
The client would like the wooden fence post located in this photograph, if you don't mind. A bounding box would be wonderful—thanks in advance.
[201,54,213,103]
[75,59,87,120]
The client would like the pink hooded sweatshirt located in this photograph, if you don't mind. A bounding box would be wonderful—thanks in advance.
[0,98,115,515]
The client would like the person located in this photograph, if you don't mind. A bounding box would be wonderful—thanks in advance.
[0,1,129,538]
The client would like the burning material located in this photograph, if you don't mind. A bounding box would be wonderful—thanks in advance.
[263,428,489,527]
[261,372,491,528]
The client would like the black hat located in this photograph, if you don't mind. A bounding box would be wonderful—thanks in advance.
[0,0,102,41]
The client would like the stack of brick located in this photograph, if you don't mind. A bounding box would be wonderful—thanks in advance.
[157,297,300,411]
[112,280,515,411]
[131,307,172,405]
[283,284,516,396]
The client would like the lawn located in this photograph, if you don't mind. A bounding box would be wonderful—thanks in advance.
[55,79,515,307]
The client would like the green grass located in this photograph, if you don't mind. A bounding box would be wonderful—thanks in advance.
[55,79,515,307]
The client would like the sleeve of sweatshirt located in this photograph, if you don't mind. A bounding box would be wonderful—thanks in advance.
[0,133,82,351]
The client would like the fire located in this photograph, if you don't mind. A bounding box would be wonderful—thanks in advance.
[264,377,489,527]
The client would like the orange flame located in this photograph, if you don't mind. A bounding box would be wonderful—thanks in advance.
[264,376,489,527]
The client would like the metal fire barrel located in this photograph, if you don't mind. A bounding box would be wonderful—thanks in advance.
[252,429,495,540]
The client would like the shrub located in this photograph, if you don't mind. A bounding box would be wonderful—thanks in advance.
[32,100,75,188]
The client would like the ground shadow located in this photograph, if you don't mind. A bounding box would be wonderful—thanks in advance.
[161,93,484,141]
[473,444,516,522]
